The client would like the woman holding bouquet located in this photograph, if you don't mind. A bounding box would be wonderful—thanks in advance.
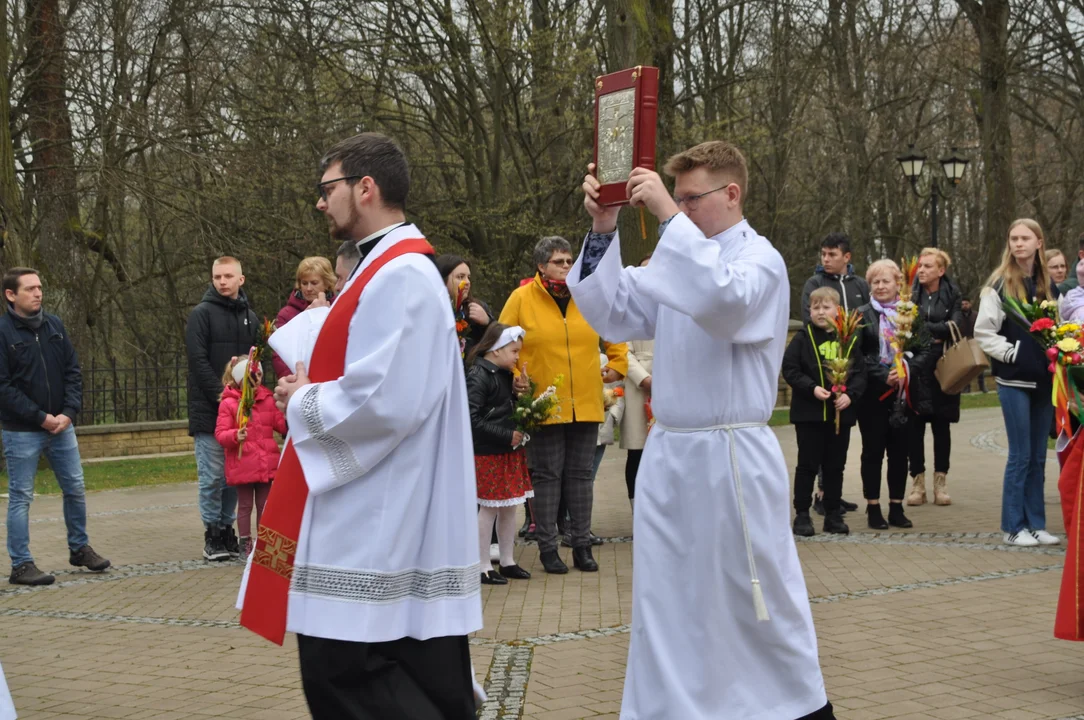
[437,254,494,363]
[857,260,929,530]
[974,219,1062,547]
[906,248,964,507]
[466,323,533,585]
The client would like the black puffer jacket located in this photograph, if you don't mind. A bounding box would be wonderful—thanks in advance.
[185,286,259,436]
[800,266,870,321]
[781,322,867,426]
[910,276,965,422]
[466,358,517,455]
[857,303,935,417]
[0,309,82,432]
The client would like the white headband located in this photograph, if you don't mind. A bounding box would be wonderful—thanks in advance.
[492,326,525,352]
[231,359,250,385]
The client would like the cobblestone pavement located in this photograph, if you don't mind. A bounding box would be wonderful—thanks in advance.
[2,407,1084,719]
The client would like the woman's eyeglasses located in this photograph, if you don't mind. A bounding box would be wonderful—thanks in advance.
[548,258,574,267]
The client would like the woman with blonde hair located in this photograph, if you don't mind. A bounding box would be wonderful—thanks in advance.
[974,219,1061,547]
[1047,249,1069,285]
[856,259,931,529]
[906,248,964,507]
[272,256,336,378]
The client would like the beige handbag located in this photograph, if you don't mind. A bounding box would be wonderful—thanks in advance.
[934,321,990,395]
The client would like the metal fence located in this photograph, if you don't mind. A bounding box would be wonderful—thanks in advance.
[78,355,190,426]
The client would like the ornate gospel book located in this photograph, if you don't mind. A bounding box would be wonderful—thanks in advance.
[593,65,659,206]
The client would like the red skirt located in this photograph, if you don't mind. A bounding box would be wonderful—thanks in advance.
[1056,429,1084,641]
[475,449,533,507]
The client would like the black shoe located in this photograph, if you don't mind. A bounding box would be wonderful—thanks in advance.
[792,511,815,537]
[481,570,508,585]
[518,518,532,538]
[812,495,825,516]
[866,504,889,530]
[572,546,598,572]
[540,550,568,574]
[560,533,574,548]
[203,526,229,562]
[498,564,532,580]
[222,525,240,556]
[69,545,111,572]
[823,511,850,535]
[9,561,54,586]
[888,503,913,528]
[590,533,604,546]
[840,498,858,512]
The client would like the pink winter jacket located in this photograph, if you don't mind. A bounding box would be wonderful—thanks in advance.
[215,385,287,486]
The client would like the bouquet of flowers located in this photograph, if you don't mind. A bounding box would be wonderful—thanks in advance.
[236,318,275,458]
[512,375,563,447]
[453,280,471,358]
[826,307,864,435]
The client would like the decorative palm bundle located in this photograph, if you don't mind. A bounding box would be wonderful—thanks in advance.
[890,256,921,382]
[235,318,276,459]
[826,307,864,435]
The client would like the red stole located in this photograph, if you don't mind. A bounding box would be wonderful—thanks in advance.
[1056,428,1084,641]
[240,238,434,645]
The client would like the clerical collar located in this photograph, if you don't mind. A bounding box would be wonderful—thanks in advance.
[349,221,407,280]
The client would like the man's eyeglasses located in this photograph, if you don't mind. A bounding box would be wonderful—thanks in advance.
[673,184,729,211]
[316,175,362,201]
[548,258,574,267]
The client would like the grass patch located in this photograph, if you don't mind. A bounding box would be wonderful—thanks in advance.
[0,454,196,495]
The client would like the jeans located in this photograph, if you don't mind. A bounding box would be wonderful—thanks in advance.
[998,384,1052,534]
[194,433,237,527]
[4,427,89,568]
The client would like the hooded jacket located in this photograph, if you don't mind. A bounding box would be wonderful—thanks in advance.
[215,385,287,485]
[800,264,870,322]
[185,286,259,436]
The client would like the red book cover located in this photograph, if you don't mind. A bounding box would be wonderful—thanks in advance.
[593,66,659,206]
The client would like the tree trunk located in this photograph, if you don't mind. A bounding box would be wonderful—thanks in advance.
[958,0,1014,265]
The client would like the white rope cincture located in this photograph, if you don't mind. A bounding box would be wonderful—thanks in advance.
[656,421,771,622]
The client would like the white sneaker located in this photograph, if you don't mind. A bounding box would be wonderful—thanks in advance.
[489,543,500,563]
[1004,530,1039,547]
[1031,529,1061,545]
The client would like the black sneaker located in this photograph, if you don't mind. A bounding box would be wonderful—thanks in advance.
[203,526,229,562]
[812,495,825,516]
[840,498,858,512]
[823,511,850,535]
[222,525,240,557]
[792,511,815,537]
[70,545,111,572]
[9,561,55,586]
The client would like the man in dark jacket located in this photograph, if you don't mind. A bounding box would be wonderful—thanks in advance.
[0,268,110,585]
[186,256,258,561]
[801,232,869,514]
[800,232,870,322]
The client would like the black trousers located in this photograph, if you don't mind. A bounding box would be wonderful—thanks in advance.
[858,401,908,501]
[298,634,476,720]
[908,416,951,476]
[794,422,850,514]
[625,449,643,499]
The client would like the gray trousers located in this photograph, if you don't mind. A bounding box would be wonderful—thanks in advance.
[525,422,598,552]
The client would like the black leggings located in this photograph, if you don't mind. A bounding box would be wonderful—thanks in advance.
[625,449,643,499]
[908,416,951,476]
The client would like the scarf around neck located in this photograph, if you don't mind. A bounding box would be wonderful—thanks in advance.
[539,275,570,299]
[7,303,44,331]
[870,296,898,365]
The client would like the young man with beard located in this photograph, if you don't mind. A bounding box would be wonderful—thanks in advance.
[238,132,483,719]
[185,257,259,561]
[0,268,110,586]
[571,141,836,719]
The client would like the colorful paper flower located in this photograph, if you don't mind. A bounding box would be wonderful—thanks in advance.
[1057,338,1081,353]
[1031,318,1056,332]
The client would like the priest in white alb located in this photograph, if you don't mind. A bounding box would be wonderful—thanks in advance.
[237,133,483,719]
[570,141,835,719]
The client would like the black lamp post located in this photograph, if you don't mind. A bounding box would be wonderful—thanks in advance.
[896,144,970,248]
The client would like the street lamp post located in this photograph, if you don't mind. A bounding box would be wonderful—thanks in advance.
[896,144,970,248]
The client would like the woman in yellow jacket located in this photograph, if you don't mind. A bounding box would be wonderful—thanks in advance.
[499,236,628,574]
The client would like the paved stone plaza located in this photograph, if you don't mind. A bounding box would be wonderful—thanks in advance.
[2,406,1084,719]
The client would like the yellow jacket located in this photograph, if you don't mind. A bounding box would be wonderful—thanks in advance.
[498,276,628,425]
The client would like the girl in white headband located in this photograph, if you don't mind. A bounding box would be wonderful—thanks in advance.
[465,323,534,584]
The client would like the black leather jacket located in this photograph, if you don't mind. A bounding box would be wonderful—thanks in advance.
[857,302,934,416]
[910,276,965,420]
[466,358,517,455]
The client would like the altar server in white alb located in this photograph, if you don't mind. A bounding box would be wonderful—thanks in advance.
[572,141,835,720]
[238,133,483,719]
[0,660,15,720]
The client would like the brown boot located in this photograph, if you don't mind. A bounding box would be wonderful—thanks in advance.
[906,473,927,506]
[933,472,952,505]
